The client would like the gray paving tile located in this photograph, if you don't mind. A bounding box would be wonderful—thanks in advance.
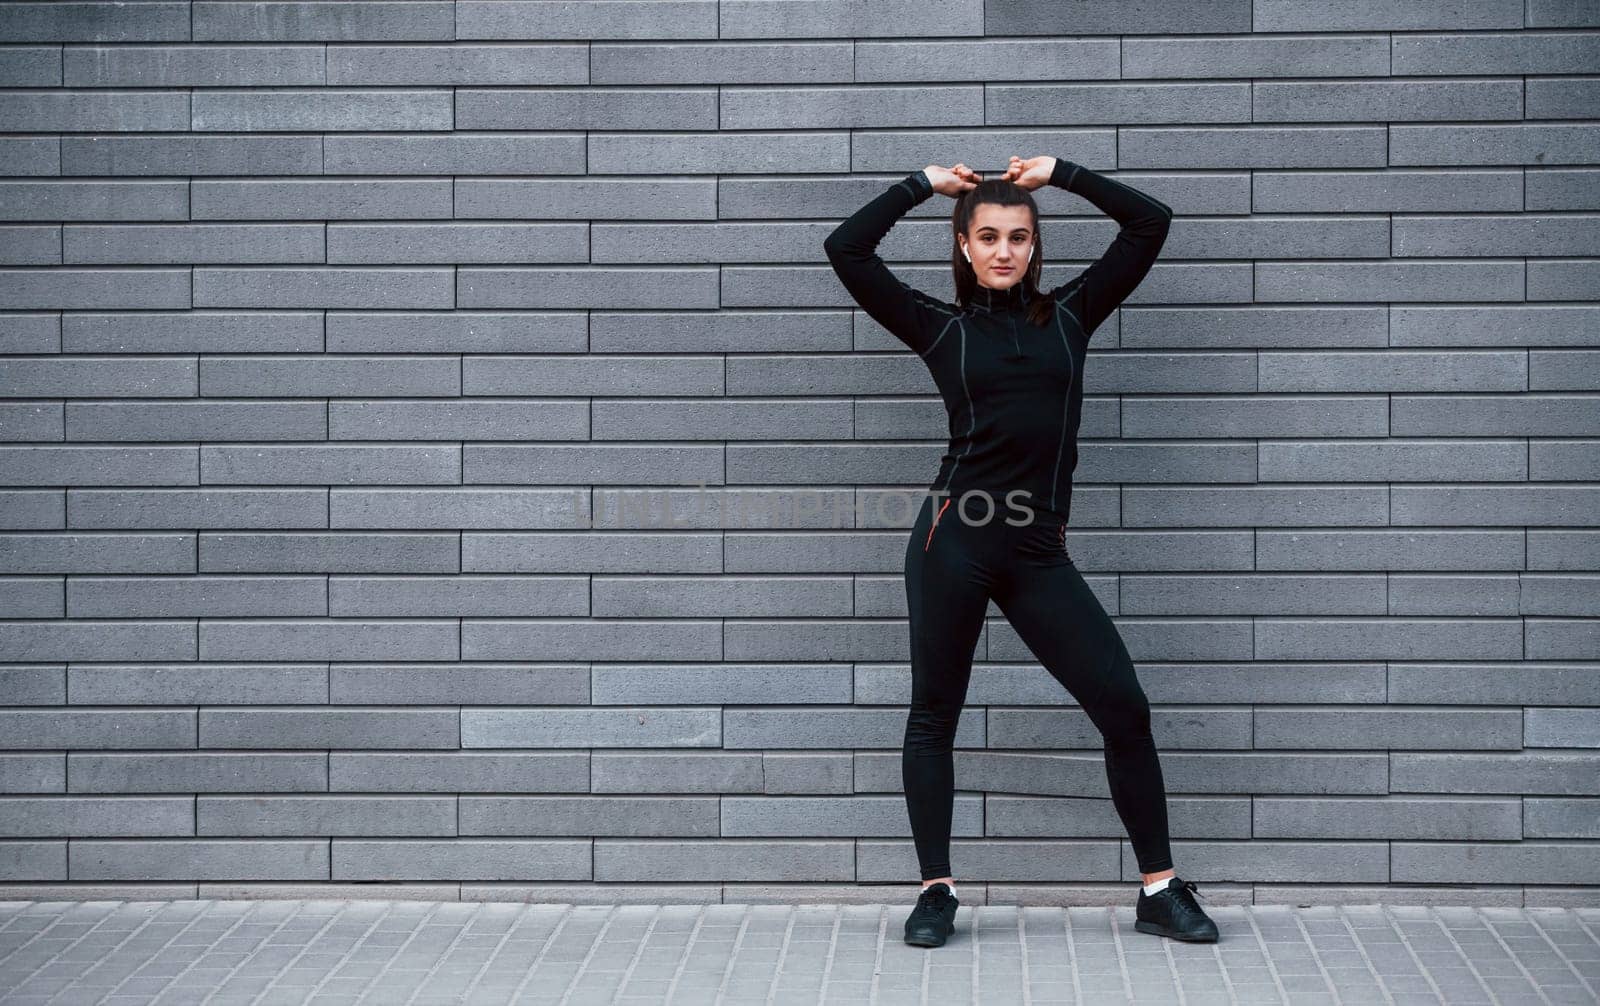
[2,901,1598,1003]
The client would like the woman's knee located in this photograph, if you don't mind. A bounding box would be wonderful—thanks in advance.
[903,702,962,753]
[1087,673,1153,743]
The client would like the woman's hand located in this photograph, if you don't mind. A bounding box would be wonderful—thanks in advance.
[924,163,981,197]
[1000,155,1056,191]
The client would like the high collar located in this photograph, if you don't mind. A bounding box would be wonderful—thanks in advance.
[967,279,1030,314]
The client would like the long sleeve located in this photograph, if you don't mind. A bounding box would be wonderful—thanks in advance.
[823,170,958,356]
[1047,158,1173,338]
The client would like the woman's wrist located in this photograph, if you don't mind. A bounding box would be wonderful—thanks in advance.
[1050,157,1080,190]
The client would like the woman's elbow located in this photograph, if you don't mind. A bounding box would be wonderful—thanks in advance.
[823,233,858,267]
[1144,206,1173,246]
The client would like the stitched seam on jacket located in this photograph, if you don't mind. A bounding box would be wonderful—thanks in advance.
[921,315,959,357]
[939,319,976,493]
[1048,302,1077,512]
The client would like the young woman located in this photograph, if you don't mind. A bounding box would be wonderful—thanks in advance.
[823,155,1219,948]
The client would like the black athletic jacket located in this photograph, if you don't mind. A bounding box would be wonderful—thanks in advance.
[822,158,1173,521]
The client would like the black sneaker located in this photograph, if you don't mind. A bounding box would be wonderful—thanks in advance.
[903,882,959,947]
[1134,877,1219,943]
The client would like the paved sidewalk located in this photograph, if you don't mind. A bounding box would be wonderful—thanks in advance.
[1,899,1597,1005]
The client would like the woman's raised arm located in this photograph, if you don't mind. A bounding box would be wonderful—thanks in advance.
[823,169,962,357]
[1044,157,1173,338]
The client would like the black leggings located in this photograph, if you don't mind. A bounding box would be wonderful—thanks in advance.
[902,492,1174,880]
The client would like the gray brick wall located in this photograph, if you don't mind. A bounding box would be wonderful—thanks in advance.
[1,1,1597,906]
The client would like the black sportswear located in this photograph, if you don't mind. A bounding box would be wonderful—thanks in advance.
[822,156,1173,521]
[901,496,1175,880]
[824,158,1180,887]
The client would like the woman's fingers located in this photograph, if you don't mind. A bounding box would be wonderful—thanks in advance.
[938,162,986,190]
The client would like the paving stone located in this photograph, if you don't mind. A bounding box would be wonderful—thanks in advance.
[1,899,1596,1003]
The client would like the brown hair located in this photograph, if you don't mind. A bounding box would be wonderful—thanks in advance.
[949,177,1054,328]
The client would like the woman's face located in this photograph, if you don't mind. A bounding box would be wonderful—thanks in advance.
[961,204,1035,290]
